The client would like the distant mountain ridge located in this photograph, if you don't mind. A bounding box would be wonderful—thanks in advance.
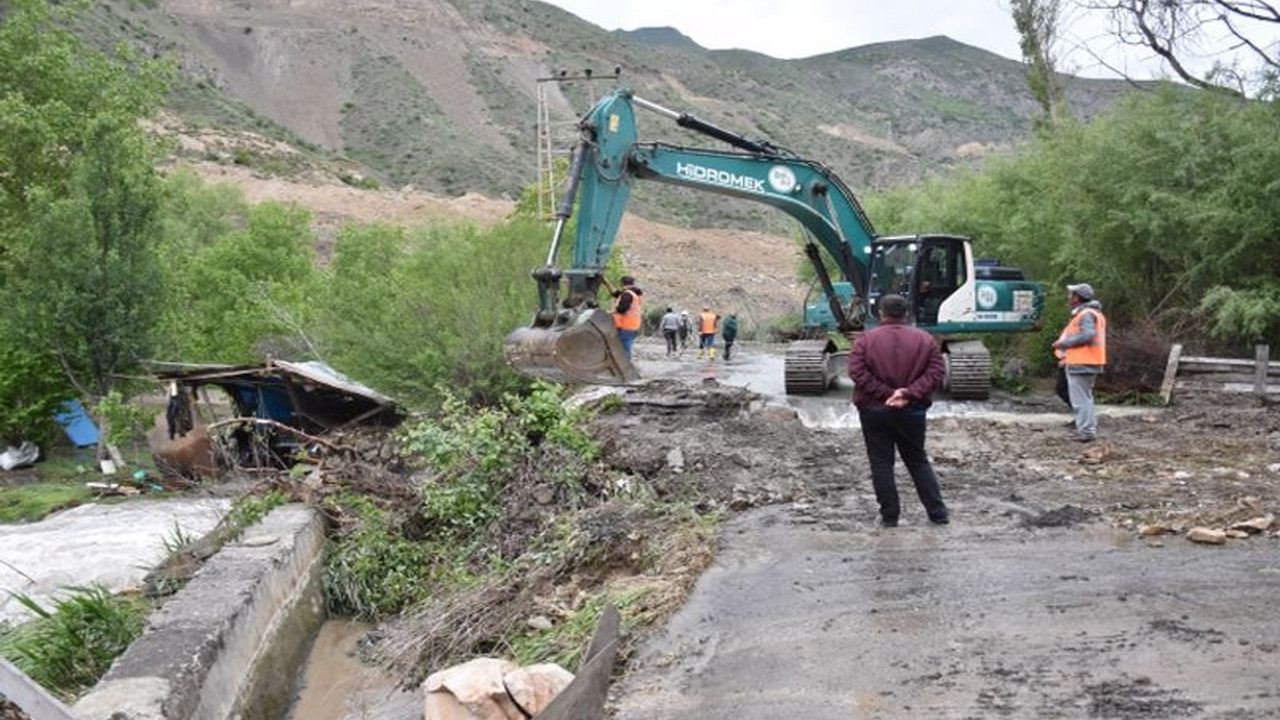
[617,26,704,52]
[92,0,1144,227]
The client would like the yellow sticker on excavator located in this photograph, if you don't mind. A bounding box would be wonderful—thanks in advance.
[608,114,620,133]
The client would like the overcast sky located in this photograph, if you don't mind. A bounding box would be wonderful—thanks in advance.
[540,0,1166,80]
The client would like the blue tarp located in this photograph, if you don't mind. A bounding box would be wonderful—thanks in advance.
[55,400,99,448]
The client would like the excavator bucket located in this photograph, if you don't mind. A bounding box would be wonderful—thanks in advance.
[504,309,640,385]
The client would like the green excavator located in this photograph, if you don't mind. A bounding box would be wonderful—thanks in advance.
[504,88,1044,398]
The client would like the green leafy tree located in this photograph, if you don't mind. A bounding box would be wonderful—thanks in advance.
[867,86,1280,351]
[0,341,71,447]
[157,167,250,254]
[0,0,169,264]
[1012,0,1070,131]
[0,0,171,453]
[162,201,319,362]
[315,217,549,406]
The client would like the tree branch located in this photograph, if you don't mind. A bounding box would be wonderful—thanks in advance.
[52,339,94,400]
[206,417,354,456]
[1218,9,1280,69]
[1212,0,1280,24]
[1133,0,1225,90]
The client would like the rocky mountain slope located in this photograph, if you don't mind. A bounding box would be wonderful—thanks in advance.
[97,0,1143,228]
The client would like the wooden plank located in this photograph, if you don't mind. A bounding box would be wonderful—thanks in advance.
[1180,355,1280,370]
[1176,379,1280,395]
[1178,361,1280,376]
[0,659,82,720]
[1187,372,1268,385]
[1256,344,1271,397]
[1160,343,1183,404]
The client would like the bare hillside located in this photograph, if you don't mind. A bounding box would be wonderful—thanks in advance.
[96,0,1148,227]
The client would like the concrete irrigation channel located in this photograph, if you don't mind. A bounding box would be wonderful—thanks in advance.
[71,505,327,720]
[1,501,363,720]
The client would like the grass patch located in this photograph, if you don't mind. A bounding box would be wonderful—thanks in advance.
[321,493,478,620]
[0,585,148,701]
[0,482,94,523]
[506,587,654,668]
[142,489,288,599]
[223,489,288,535]
[0,444,172,524]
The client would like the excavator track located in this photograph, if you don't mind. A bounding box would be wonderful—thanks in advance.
[945,340,992,400]
[785,340,837,395]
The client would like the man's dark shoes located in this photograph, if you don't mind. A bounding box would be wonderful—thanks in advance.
[929,515,950,525]
[880,517,899,528]
[1074,434,1096,443]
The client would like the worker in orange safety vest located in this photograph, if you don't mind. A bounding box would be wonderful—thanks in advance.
[696,307,719,361]
[1051,283,1107,443]
[613,275,643,361]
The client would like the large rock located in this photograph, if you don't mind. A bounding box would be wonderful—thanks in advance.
[423,658,521,720]
[504,663,575,716]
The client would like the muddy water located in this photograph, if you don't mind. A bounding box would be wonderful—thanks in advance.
[636,340,1152,430]
[282,620,418,720]
[611,503,1280,719]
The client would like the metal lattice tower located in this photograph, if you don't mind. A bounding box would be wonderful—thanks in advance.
[534,80,571,221]
[535,68,623,221]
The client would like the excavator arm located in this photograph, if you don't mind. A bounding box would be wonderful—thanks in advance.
[506,88,876,385]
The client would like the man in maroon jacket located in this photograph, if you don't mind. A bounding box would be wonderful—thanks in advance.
[847,294,949,527]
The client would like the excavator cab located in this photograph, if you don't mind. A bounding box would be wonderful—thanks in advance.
[866,235,968,329]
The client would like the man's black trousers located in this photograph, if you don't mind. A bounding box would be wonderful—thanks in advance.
[858,408,948,523]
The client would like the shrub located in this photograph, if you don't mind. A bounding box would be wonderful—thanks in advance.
[322,498,443,619]
[323,383,598,620]
[401,383,596,536]
[96,390,152,449]
[224,489,288,535]
[0,343,70,447]
[0,586,147,699]
[1097,316,1172,399]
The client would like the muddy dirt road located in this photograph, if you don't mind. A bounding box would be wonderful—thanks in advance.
[596,339,1280,720]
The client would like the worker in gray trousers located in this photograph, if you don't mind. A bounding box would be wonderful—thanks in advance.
[1051,283,1108,442]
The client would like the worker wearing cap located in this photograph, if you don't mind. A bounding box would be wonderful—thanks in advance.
[1051,283,1107,442]
[612,275,643,361]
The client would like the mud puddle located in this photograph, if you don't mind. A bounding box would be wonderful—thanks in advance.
[283,619,417,720]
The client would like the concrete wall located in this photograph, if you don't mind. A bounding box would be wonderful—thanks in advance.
[74,505,326,720]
